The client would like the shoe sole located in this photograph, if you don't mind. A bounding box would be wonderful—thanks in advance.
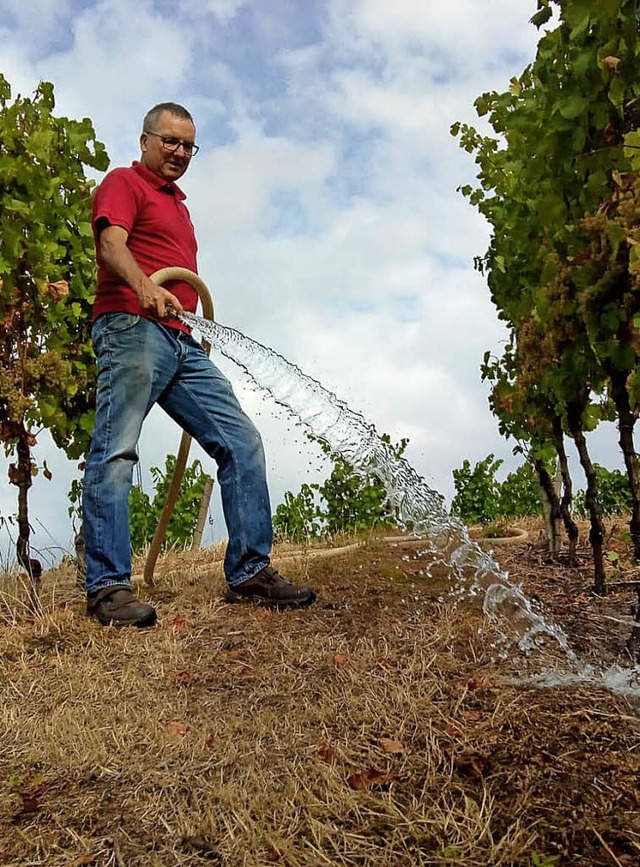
[224,589,316,610]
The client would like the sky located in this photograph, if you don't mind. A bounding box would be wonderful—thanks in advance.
[0,0,624,568]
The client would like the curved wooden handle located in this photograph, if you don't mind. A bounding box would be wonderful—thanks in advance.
[143,268,215,586]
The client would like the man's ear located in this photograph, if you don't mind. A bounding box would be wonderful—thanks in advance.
[139,132,148,153]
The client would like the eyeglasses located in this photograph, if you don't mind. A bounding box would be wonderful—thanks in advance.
[144,131,200,157]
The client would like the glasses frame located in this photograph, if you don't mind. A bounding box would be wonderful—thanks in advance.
[144,131,200,157]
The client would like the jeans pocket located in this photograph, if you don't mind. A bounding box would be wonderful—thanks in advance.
[93,313,141,353]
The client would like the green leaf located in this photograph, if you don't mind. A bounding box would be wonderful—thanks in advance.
[558,94,588,119]
[607,75,626,108]
[530,6,552,28]
[623,129,640,170]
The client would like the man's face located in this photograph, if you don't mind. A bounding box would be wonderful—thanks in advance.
[140,111,196,183]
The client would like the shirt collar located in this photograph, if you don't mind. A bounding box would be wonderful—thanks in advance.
[131,160,187,201]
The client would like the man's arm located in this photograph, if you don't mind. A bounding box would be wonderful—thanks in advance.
[98,224,184,320]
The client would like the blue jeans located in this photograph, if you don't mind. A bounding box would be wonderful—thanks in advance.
[82,313,272,594]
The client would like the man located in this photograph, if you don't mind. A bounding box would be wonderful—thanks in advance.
[82,102,315,627]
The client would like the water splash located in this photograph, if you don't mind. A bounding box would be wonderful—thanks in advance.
[181,309,576,656]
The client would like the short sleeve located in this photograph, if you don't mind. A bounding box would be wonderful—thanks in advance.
[92,169,142,235]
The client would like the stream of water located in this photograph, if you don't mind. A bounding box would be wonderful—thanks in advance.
[180,310,640,696]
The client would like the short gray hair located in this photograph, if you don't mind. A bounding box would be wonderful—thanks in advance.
[143,102,194,133]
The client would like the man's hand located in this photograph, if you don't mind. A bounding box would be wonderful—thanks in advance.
[135,277,183,319]
[98,224,184,319]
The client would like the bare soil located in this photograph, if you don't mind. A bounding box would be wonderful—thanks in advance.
[0,526,638,866]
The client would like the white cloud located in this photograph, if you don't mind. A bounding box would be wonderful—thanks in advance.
[0,0,625,569]
[330,0,539,62]
[188,134,335,236]
[202,0,249,23]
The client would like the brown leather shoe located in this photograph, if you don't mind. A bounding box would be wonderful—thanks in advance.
[86,584,157,627]
[226,565,316,609]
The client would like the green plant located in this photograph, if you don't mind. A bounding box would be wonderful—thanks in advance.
[272,484,323,544]
[498,461,541,518]
[482,520,512,538]
[454,0,640,586]
[531,853,561,867]
[273,434,407,542]
[68,455,212,553]
[574,463,633,518]
[0,75,108,576]
[451,454,503,525]
[129,455,212,551]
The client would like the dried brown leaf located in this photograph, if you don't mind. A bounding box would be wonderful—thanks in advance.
[172,670,200,686]
[168,613,188,630]
[316,742,337,765]
[445,723,464,739]
[378,737,405,754]
[44,280,70,301]
[375,657,395,671]
[601,55,620,74]
[164,720,188,742]
[346,767,399,791]
[454,751,490,779]
[464,676,492,692]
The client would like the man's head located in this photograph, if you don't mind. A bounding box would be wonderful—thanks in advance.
[140,102,197,183]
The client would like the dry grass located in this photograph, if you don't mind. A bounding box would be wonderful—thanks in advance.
[0,535,639,866]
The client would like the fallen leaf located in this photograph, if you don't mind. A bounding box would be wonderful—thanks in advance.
[334,654,348,666]
[445,724,464,739]
[12,784,45,822]
[168,614,188,630]
[346,768,399,791]
[223,648,243,659]
[205,734,216,748]
[165,720,188,742]
[230,664,252,678]
[18,791,42,814]
[376,657,395,671]
[172,670,200,686]
[378,737,405,754]
[464,676,492,692]
[454,751,490,779]
[460,710,482,723]
[316,742,337,765]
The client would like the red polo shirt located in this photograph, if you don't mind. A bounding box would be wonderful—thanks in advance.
[92,161,199,333]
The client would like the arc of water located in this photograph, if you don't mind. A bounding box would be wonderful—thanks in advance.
[176,305,574,656]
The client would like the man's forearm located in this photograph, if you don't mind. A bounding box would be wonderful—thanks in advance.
[99,228,183,317]
[100,234,153,299]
